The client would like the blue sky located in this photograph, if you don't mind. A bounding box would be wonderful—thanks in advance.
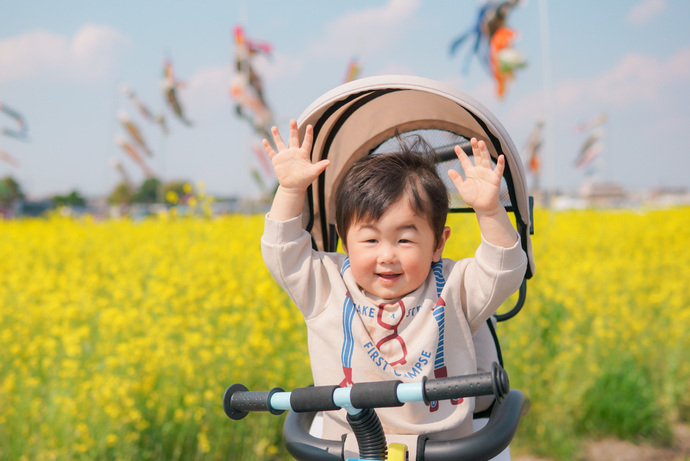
[1,0,689,199]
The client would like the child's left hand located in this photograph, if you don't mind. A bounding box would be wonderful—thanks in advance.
[448,137,505,214]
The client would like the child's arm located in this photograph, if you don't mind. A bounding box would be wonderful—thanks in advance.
[448,138,517,248]
[262,119,330,222]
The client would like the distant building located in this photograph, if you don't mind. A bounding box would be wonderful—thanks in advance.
[580,180,628,208]
[646,187,690,207]
[14,199,55,217]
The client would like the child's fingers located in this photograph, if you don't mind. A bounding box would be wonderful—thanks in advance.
[454,144,474,171]
[494,154,506,178]
[301,124,314,155]
[447,169,464,185]
[312,159,331,176]
[262,138,276,158]
[471,138,492,168]
[271,126,286,151]
[288,119,300,148]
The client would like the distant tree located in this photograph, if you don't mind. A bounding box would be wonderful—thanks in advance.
[0,176,25,207]
[134,177,162,204]
[107,182,134,205]
[53,190,86,207]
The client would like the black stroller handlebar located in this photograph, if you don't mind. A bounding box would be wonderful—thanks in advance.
[282,389,528,461]
[223,363,528,461]
[224,362,509,420]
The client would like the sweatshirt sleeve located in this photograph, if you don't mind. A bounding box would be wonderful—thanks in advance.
[261,214,336,319]
[460,231,527,334]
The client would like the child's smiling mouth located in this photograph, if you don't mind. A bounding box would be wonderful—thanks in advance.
[376,272,402,281]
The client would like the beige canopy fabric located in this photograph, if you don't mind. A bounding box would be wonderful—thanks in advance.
[297,75,534,278]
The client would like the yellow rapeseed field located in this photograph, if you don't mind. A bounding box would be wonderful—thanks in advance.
[1,207,688,460]
[0,213,310,460]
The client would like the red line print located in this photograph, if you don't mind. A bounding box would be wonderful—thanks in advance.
[376,301,408,366]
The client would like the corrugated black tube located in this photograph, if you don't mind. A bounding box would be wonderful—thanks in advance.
[346,408,387,460]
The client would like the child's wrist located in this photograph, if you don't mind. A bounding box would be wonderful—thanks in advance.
[270,186,307,221]
[277,184,307,198]
[474,203,504,217]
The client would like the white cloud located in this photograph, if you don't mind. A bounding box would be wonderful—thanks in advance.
[186,65,232,110]
[71,25,130,77]
[626,0,666,25]
[500,46,690,153]
[309,0,420,59]
[254,52,304,85]
[0,30,67,82]
[260,0,420,84]
[0,24,131,84]
[553,46,690,109]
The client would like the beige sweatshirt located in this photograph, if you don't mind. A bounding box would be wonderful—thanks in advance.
[261,214,526,455]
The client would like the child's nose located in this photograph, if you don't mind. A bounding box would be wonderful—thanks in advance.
[378,244,397,264]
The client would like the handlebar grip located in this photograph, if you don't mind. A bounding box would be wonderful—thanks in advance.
[424,363,509,403]
[291,385,340,412]
[223,384,285,420]
[350,380,403,409]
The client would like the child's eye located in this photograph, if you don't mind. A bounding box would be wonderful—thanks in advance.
[399,239,412,244]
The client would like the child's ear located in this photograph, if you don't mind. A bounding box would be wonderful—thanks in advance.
[432,227,451,262]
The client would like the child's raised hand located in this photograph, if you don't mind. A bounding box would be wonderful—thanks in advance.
[448,138,505,213]
[262,119,330,193]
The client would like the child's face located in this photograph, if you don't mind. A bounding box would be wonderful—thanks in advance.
[344,197,450,302]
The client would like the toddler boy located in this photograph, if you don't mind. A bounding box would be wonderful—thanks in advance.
[261,120,526,451]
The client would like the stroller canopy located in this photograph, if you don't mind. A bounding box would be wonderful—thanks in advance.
[297,75,534,278]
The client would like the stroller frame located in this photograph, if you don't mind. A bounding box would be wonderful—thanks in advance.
[225,75,535,460]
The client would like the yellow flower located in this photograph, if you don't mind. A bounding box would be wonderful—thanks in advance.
[197,431,211,453]
[1,208,687,459]
[106,433,119,447]
[166,190,179,204]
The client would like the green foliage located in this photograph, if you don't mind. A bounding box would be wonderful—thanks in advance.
[0,175,24,206]
[108,182,134,205]
[134,177,162,204]
[107,178,196,205]
[576,356,672,443]
[53,190,86,207]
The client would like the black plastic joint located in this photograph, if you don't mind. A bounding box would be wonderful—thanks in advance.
[267,387,287,415]
[350,380,403,409]
[420,376,430,405]
[291,385,340,412]
[492,362,510,402]
[223,383,249,420]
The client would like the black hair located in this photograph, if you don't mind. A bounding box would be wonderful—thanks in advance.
[335,134,449,247]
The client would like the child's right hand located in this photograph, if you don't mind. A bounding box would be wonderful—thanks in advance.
[263,119,330,193]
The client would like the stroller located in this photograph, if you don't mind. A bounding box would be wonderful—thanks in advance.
[224,75,535,461]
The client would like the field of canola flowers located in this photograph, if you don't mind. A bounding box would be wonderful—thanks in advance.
[0,207,688,460]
